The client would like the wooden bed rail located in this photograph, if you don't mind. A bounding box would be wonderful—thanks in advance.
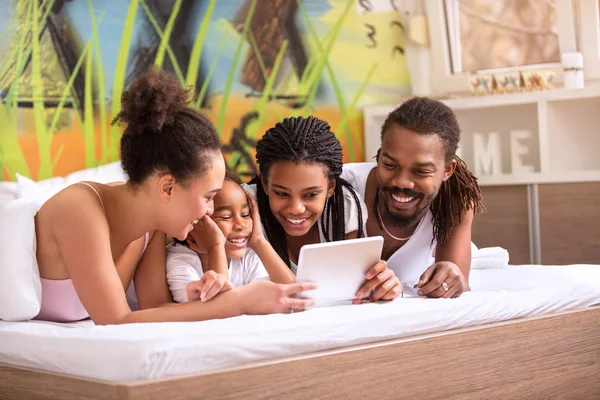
[2,306,599,400]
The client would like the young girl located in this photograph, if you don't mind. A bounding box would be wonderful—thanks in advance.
[166,172,295,303]
[33,69,315,324]
[246,116,403,303]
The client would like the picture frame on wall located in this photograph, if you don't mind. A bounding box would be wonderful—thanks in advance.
[425,0,600,95]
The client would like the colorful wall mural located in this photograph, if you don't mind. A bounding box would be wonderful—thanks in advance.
[0,0,411,182]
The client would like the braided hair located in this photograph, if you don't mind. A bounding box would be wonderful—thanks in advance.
[248,116,364,267]
[376,97,485,245]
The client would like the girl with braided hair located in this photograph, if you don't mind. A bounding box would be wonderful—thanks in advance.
[342,97,484,299]
[246,116,403,303]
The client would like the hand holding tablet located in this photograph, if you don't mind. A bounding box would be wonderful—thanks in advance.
[296,236,389,306]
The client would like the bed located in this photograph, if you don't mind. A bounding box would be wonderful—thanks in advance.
[1,263,600,400]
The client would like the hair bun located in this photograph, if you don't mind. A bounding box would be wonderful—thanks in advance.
[114,68,190,134]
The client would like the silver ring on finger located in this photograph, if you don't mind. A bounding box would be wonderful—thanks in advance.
[442,282,449,292]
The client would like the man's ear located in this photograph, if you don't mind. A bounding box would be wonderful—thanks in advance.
[327,178,336,198]
[375,148,381,162]
[443,158,457,182]
[158,174,176,202]
[259,173,268,194]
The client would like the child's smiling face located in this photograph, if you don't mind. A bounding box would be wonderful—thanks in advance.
[209,179,253,259]
[262,160,335,237]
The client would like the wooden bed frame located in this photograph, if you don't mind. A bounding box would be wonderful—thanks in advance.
[1,305,599,400]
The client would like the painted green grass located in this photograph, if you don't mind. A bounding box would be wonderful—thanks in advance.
[1,0,369,180]
[0,1,33,179]
[297,0,353,118]
[216,0,257,135]
[48,39,94,170]
[0,10,19,82]
[88,0,109,164]
[139,0,184,82]
[247,32,268,89]
[300,3,375,158]
[246,40,288,138]
[139,0,221,110]
[295,0,361,161]
[1,0,107,179]
[3,0,54,111]
[45,3,105,174]
[109,0,139,161]
[246,31,284,123]
[336,62,378,156]
[224,0,363,170]
[0,101,29,179]
[141,0,219,109]
[31,0,54,179]
[154,0,182,68]
[194,34,225,110]
[83,32,96,169]
[187,0,217,93]
[227,38,289,172]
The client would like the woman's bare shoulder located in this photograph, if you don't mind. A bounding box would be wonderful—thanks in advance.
[36,183,113,278]
[38,183,107,226]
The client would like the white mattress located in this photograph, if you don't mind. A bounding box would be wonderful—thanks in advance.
[1,264,599,382]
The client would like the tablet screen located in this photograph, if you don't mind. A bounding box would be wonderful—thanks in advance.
[296,236,384,306]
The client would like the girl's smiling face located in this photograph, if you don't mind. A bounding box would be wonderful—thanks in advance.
[210,179,253,259]
[262,161,335,237]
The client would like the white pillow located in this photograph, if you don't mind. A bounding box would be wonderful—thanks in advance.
[0,181,19,207]
[16,161,126,204]
[0,198,42,321]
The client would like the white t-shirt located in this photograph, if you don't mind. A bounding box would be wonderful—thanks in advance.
[243,183,367,274]
[341,162,436,286]
[166,243,270,303]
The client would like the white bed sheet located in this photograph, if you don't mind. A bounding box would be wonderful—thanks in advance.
[1,264,599,382]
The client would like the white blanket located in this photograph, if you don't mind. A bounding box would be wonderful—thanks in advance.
[1,264,599,382]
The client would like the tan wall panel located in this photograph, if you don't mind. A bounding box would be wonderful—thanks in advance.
[539,182,600,265]
[472,186,531,264]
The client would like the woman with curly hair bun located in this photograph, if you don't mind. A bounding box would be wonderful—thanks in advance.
[34,69,315,324]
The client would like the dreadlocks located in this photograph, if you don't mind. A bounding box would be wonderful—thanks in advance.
[376,97,484,245]
[248,116,364,267]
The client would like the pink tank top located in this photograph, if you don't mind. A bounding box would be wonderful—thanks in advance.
[35,182,149,323]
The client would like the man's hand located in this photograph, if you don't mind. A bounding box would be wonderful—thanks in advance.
[415,261,469,298]
[353,260,403,304]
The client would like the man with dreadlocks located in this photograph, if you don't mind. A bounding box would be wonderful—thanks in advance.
[342,97,484,299]
[245,116,403,308]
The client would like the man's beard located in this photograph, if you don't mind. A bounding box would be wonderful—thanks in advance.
[379,186,437,229]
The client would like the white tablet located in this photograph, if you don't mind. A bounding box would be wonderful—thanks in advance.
[296,236,384,306]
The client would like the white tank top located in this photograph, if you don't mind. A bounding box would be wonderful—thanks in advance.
[341,162,436,286]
